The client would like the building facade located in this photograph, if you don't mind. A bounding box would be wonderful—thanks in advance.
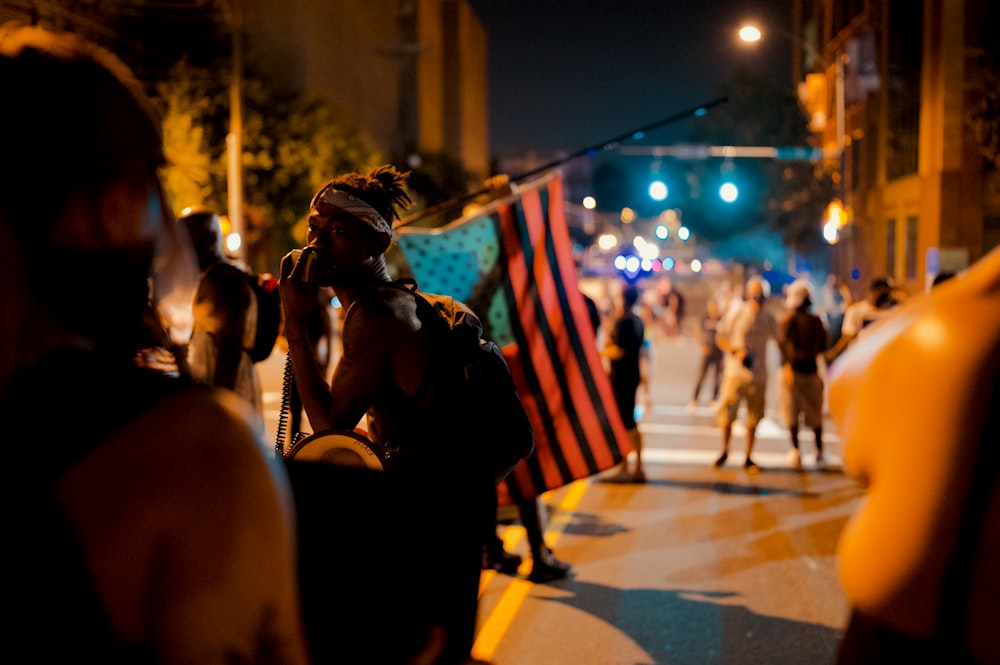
[245,0,489,179]
[0,0,491,181]
[796,0,999,297]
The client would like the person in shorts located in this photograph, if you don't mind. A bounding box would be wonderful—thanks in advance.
[713,276,778,473]
[777,279,829,468]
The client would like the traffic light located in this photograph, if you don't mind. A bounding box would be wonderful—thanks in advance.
[648,179,668,201]
[719,181,739,203]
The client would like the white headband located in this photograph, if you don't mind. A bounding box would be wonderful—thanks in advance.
[311,187,392,236]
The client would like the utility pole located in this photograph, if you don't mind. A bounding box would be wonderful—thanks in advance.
[223,0,246,263]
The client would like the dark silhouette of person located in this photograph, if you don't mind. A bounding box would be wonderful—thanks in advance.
[279,165,493,664]
[602,282,647,483]
[690,296,724,407]
[777,279,829,468]
[178,206,264,428]
[0,24,309,665]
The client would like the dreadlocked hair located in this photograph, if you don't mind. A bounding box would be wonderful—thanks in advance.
[326,164,412,223]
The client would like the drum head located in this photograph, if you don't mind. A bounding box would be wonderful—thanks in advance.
[286,430,385,471]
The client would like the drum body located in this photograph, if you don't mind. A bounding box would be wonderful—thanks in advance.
[284,429,387,471]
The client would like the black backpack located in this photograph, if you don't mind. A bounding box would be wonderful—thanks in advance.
[244,270,281,362]
[208,262,280,363]
[392,279,535,484]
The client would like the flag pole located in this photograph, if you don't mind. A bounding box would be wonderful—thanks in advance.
[395,96,729,229]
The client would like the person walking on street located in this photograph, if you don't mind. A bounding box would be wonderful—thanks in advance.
[713,275,778,473]
[777,279,829,469]
[826,276,899,363]
[179,206,264,428]
[690,296,724,408]
[601,282,647,483]
[0,25,310,665]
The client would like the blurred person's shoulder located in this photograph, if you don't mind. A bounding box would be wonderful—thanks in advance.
[65,384,274,505]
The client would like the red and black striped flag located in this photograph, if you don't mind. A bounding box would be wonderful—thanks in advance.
[396,171,631,504]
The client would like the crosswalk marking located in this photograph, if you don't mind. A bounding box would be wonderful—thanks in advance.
[636,447,841,468]
[640,414,841,443]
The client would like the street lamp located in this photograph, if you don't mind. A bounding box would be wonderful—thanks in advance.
[738,23,846,166]
[738,21,851,264]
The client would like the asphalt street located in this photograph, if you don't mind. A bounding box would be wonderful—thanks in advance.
[258,328,865,664]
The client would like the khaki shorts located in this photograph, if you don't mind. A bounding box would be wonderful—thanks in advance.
[779,371,824,428]
[717,367,766,428]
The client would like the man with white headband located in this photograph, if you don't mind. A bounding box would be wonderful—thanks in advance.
[279,165,494,665]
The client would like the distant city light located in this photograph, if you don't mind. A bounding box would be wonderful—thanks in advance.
[633,236,659,260]
[620,207,636,223]
[582,196,597,210]
[719,182,739,203]
[824,219,840,244]
[691,259,703,273]
[662,256,675,271]
[597,233,619,251]
[677,226,691,241]
[654,224,669,240]
[226,233,242,254]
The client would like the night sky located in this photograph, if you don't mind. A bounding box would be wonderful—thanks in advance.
[467,0,797,160]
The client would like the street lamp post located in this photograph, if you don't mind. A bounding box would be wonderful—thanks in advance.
[739,22,851,270]
[738,23,846,165]
[222,0,246,263]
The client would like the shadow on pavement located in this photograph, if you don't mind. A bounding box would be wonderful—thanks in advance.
[543,580,843,664]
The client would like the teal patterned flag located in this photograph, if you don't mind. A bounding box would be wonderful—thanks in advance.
[395,172,631,504]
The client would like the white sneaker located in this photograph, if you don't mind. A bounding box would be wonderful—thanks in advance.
[787,449,802,469]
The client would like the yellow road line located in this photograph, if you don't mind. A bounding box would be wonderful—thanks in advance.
[472,480,590,661]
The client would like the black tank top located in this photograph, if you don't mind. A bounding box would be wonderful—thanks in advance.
[6,351,192,664]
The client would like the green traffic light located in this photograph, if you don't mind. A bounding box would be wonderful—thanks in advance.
[648,180,668,201]
[719,182,738,203]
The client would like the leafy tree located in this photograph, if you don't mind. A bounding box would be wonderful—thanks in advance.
[158,60,227,215]
[155,57,382,273]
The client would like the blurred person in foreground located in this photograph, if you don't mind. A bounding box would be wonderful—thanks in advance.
[0,24,309,664]
[829,248,1000,664]
[279,165,493,664]
[777,279,828,469]
[179,206,264,428]
[713,275,778,473]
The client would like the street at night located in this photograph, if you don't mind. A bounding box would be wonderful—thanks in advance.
[261,325,863,665]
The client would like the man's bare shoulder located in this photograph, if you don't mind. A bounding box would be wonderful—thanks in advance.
[65,386,277,504]
[344,285,421,339]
